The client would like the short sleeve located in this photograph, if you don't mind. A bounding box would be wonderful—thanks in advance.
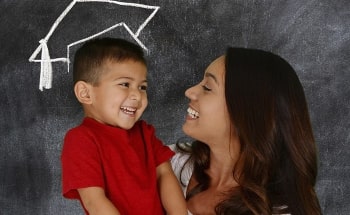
[139,121,175,166]
[61,128,104,199]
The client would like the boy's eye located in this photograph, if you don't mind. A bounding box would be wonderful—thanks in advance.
[140,85,147,91]
[202,85,211,91]
[119,83,129,87]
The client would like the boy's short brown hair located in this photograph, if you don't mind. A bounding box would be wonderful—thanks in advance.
[73,37,146,85]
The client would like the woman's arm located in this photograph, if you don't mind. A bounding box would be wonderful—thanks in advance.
[157,161,188,215]
[78,187,120,215]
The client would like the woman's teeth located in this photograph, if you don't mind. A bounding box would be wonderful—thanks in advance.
[187,107,199,119]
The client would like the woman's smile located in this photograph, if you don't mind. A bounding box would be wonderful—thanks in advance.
[187,106,199,119]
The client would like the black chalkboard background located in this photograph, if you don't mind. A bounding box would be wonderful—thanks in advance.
[1,0,349,214]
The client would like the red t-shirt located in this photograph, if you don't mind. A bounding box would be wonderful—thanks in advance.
[61,117,174,215]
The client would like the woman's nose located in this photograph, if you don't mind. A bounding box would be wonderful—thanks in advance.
[185,85,198,100]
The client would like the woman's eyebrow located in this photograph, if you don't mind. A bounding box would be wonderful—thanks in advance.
[205,72,218,84]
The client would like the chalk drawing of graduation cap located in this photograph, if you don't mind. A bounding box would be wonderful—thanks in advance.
[29,0,160,91]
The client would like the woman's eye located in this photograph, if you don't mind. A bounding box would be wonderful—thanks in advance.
[202,85,211,91]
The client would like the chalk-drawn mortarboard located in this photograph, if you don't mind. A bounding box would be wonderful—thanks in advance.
[29,0,160,91]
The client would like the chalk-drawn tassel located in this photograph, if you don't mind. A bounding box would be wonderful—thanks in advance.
[39,39,53,91]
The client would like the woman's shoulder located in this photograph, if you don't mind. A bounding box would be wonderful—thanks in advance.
[272,205,291,215]
[169,143,192,170]
[169,143,193,189]
[168,142,191,152]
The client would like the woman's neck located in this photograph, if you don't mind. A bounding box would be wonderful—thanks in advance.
[186,141,240,215]
[206,140,240,188]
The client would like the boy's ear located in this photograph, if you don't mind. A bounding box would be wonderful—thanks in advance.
[74,81,92,104]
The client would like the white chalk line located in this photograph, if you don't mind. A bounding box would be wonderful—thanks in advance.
[29,0,160,91]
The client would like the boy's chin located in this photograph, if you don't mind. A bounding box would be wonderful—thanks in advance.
[116,120,138,130]
[119,125,134,130]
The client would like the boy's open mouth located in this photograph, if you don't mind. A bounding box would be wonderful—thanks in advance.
[121,106,137,115]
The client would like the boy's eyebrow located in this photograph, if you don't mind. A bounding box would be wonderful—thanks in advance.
[114,76,147,83]
[205,72,218,84]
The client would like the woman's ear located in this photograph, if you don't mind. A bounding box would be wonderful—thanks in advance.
[74,81,92,104]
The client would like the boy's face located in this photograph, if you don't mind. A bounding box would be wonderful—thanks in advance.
[86,60,148,130]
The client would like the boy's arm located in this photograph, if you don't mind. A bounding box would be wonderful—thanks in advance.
[78,187,120,215]
[157,161,188,215]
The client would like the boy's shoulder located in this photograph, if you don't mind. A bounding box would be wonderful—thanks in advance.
[134,120,154,130]
[132,120,159,138]
[65,119,156,136]
[64,118,94,137]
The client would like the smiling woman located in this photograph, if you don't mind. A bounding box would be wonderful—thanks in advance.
[171,47,322,215]
[183,56,232,149]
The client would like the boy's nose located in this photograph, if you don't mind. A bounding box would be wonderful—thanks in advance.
[130,88,141,101]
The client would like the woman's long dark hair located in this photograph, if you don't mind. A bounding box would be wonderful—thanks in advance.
[179,48,321,214]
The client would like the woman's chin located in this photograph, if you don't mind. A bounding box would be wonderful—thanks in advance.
[182,124,196,139]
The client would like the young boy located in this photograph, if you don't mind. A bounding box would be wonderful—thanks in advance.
[61,37,187,215]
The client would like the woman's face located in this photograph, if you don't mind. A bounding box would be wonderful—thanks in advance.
[183,56,232,145]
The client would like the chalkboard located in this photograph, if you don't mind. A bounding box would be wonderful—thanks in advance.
[1,0,349,214]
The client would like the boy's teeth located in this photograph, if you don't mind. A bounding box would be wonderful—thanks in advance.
[187,107,199,118]
[121,107,136,113]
